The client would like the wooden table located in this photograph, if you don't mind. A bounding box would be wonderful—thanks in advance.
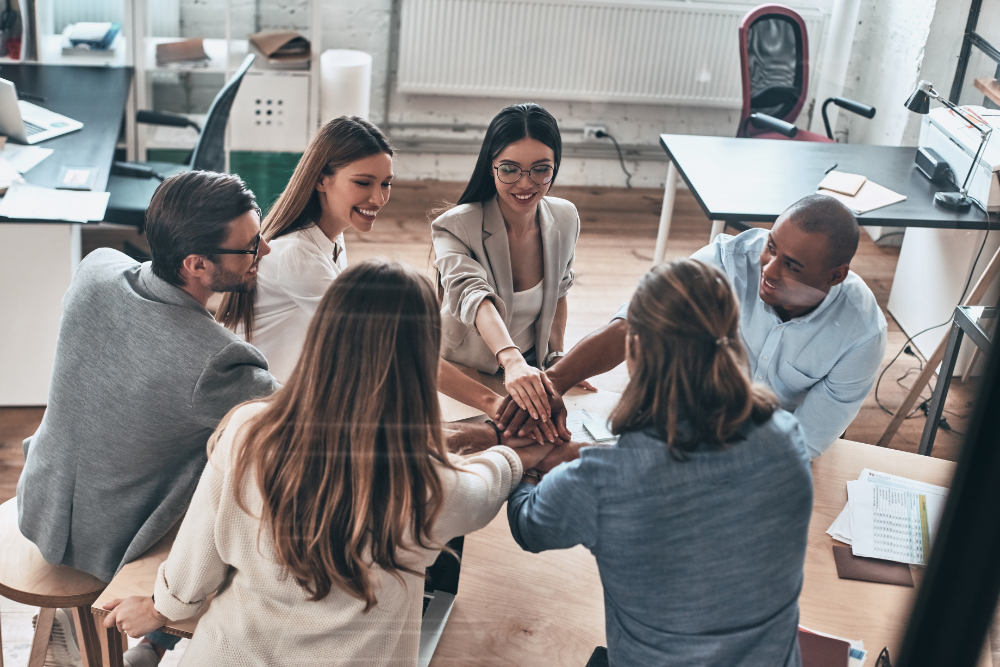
[92,388,987,666]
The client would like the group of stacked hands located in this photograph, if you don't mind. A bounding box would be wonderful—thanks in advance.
[17,106,886,667]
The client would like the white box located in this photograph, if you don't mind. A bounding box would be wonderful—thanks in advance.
[229,70,310,152]
[919,105,1000,212]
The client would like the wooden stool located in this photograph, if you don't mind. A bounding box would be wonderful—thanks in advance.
[0,497,106,667]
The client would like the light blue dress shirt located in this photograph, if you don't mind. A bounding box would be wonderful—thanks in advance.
[617,228,886,458]
[508,411,813,666]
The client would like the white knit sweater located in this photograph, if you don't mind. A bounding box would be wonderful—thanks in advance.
[153,402,523,666]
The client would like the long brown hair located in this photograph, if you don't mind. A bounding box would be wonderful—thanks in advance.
[610,259,777,458]
[217,116,394,339]
[227,259,456,610]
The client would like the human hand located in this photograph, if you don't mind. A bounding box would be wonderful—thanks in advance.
[576,379,598,392]
[102,596,168,638]
[497,350,554,422]
[534,441,586,474]
[513,441,556,472]
[496,391,572,442]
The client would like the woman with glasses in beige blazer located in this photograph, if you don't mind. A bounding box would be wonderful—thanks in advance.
[432,103,580,429]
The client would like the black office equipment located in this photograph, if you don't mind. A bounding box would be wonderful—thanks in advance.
[104,54,255,229]
[915,146,952,184]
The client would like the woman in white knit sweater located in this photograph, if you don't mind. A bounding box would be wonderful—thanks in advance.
[102,259,554,665]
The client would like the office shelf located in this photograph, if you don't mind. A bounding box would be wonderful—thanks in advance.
[142,37,248,74]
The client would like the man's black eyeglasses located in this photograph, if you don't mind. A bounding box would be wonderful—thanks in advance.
[875,647,892,667]
[211,233,261,259]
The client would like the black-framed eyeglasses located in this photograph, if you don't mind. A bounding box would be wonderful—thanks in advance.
[494,163,554,186]
[875,647,892,667]
[211,233,261,259]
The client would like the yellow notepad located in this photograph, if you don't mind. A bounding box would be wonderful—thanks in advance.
[818,170,867,196]
[818,180,906,215]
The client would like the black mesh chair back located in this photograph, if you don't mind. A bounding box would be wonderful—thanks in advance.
[745,14,804,120]
[189,53,255,172]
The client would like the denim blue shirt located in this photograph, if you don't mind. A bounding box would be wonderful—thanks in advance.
[508,410,813,667]
[617,229,887,458]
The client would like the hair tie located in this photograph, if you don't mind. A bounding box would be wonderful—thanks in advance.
[716,336,729,347]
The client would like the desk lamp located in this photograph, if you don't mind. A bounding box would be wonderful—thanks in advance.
[904,80,993,212]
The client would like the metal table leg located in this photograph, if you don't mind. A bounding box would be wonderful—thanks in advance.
[918,320,965,456]
[653,162,678,265]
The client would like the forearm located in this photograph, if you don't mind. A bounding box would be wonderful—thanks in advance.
[443,422,501,455]
[546,319,628,395]
[438,358,500,415]
[548,297,568,354]
[475,299,516,356]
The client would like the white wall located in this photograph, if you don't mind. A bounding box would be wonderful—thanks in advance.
[170,0,392,122]
[169,0,980,188]
[837,0,973,147]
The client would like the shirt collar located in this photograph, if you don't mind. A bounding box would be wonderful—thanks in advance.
[303,223,342,258]
[763,280,844,324]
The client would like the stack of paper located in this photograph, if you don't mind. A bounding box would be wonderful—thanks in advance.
[566,409,618,444]
[827,470,947,566]
[0,182,109,222]
[0,157,22,194]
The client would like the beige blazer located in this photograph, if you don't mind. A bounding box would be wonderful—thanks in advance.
[432,195,579,373]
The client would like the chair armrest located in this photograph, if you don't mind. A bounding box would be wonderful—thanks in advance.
[135,110,202,132]
[748,113,798,138]
[821,97,877,138]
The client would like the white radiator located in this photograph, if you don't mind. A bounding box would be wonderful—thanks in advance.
[398,0,828,108]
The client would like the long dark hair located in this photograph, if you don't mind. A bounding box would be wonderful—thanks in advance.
[610,259,778,458]
[456,103,562,205]
[218,116,394,339]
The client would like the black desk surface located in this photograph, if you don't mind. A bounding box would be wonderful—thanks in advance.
[0,64,132,221]
[660,134,999,230]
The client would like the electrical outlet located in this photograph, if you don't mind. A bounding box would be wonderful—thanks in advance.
[583,124,607,141]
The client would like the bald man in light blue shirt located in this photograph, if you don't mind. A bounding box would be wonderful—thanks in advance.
[498,194,887,459]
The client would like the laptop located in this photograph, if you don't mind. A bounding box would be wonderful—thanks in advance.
[0,78,83,144]
[417,536,463,666]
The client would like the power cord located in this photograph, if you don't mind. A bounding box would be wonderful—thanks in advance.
[873,227,991,422]
[594,129,633,189]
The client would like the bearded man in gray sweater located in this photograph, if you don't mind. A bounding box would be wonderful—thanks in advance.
[18,170,279,666]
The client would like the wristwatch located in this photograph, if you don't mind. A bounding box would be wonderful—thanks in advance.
[522,468,542,482]
[544,350,565,368]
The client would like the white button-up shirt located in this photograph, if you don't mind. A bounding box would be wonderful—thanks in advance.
[248,224,347,383]
[618,228,886,458]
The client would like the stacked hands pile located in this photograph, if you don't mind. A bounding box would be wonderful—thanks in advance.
[20,103,885,667]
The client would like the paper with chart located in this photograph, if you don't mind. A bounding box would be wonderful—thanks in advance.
[846,471,947,566]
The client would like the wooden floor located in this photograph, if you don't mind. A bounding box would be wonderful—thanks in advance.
[0,181,981,506]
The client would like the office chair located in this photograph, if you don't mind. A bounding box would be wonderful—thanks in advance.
[737,4,875,141]
[104,53,255,230]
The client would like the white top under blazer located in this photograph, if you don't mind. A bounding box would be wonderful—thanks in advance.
[431,195,579,374]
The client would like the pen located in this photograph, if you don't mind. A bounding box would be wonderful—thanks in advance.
[824,163,838,175]
[17,92,45,103]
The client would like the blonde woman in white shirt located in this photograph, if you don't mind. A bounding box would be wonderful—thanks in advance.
[102,259,556,666]
[218,117,504,416]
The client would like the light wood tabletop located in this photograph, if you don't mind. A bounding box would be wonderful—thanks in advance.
[91,387,985,666]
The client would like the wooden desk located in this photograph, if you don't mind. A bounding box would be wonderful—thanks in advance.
[93,391,983,666]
